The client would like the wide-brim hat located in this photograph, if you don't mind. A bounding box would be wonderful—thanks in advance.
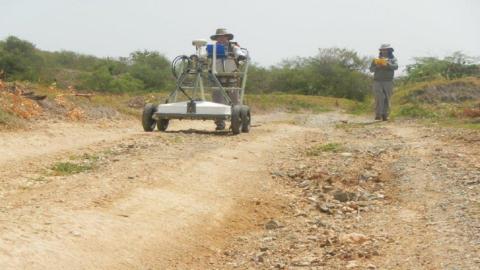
[379,43,394,51]
[210,28,234,41]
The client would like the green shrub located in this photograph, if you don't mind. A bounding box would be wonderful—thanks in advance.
[109,73,145,93]
[51,162,93,176]
[77,66,145,93]
[307,143,343,156]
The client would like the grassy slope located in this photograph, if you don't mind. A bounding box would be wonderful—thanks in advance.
[389,77,480,129]
[246,94,364,114]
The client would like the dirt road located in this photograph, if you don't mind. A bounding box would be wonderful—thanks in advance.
[0,113,478,269]
[0,114,306,269]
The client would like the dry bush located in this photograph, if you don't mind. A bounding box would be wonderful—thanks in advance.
[54,95,86,121]
[463,107,480,118]
[66,107,86,121]
[0,86,43,119]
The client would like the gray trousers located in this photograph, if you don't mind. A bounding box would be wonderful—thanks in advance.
[212,89,240,105]
[212,79,240,128]
[373,81,393,118]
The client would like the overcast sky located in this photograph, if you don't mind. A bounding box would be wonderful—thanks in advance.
[1,0,479,71]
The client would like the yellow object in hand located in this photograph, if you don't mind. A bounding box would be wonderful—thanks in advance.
[374,58,388,66]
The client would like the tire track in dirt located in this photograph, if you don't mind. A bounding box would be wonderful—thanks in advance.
[0,120,138,164]
[367,125,480,269]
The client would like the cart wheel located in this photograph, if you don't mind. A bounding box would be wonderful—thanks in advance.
[142,103,157,132]
[240,105,251,133]
[231,105,242,135]
[157,119,169,132]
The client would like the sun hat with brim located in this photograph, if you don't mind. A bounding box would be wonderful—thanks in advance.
[379,44,394,51]
[211,28,234,41]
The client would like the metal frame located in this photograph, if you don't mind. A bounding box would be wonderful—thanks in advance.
[157,42,249,121]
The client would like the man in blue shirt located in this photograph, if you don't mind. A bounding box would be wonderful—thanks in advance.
[210,28,247,130]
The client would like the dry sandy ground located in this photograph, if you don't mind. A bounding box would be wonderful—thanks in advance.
[0,113,478,269]
[0,114,305,269]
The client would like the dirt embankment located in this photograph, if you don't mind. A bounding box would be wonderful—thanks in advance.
[0,111,478,270]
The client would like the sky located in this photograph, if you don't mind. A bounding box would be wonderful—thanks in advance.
[1,0,479,72]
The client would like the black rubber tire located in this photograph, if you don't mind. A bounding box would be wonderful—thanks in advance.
[231,105,242,135]
[142,103,157,132]
[157,119,169,132]
[240,105,251,133]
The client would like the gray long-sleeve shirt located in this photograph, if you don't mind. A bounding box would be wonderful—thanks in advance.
[370,58,398,81]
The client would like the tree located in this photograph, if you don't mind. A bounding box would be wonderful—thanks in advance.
[306,49,371,100]
[406,52,479,82]
[79,65,113,91]
[252,48,372,100]
[0,36,44,81]
[246,64,273,93]
[129,50,172,90]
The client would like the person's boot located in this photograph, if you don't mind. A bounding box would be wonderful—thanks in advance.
[215,121,226,131]
[375,115,381,120]
[382,115,388,121]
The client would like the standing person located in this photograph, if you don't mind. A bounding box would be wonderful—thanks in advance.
[210,28,248,130]
[369,44,398,121]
